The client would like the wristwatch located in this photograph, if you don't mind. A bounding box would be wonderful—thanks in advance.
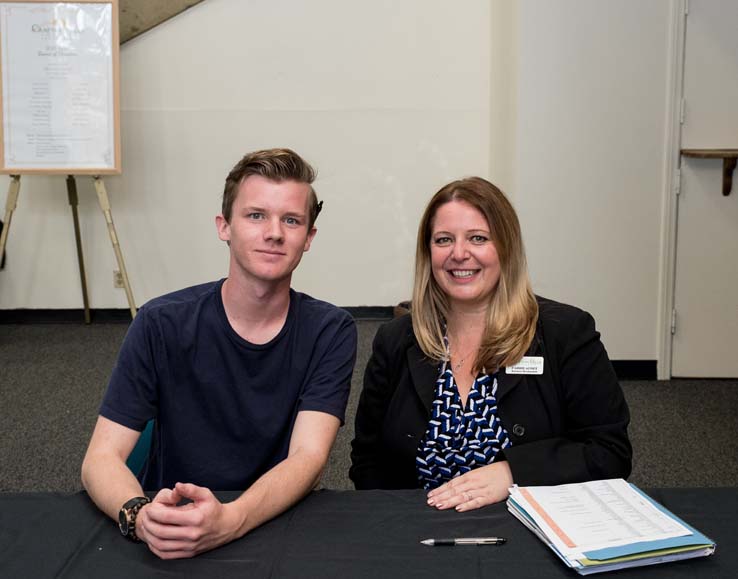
[118,496,151,542]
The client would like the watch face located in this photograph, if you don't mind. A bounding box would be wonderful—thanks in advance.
[118,509,129,535]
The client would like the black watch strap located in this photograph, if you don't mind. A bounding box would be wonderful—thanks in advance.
[119,496,151,542]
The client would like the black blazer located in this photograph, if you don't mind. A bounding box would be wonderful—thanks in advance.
[349,297,632,489]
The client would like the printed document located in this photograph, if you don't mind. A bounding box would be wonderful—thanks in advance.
[509,479,691,557]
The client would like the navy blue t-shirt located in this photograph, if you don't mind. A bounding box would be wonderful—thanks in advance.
[100,279,357,491]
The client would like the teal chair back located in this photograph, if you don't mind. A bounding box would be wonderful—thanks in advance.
[126,420,154,475]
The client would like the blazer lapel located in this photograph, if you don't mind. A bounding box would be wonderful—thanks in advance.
[496,328,544,403]
[496,370,524,403]
[407,343,438,414]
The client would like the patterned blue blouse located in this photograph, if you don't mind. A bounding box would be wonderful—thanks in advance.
[415,357,512,490]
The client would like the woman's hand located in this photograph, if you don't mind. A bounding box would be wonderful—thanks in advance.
[426,461,514,512]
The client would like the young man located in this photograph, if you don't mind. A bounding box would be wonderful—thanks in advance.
[81,148,357,559]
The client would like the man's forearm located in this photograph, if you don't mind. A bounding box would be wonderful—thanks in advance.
[81,452,146,520]
[228,449,326,539]
[81,416,149,521]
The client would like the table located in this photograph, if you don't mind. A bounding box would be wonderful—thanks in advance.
[2,488,736,578]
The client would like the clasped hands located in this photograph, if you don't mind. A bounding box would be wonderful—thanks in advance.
[426,460,513,512]
[136,482,242,559]
[135,463,510,557]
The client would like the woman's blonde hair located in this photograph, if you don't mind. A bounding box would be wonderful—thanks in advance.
[411,177,538,373]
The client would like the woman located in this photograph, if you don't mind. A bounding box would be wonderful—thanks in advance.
[349,177,631,512]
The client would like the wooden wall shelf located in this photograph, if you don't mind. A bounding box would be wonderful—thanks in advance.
[681,149,738,196]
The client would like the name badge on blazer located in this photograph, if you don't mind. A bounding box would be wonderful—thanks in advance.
[505,356,544,375]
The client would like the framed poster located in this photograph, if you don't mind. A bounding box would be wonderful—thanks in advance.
[0,0,120,174]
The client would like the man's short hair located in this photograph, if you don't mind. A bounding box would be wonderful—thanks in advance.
[222,148,321,228]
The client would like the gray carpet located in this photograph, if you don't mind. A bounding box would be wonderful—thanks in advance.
[1,321,737,492]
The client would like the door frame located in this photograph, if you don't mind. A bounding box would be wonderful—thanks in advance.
[657,0,687,380]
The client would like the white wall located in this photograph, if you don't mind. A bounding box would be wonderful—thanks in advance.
[0,0,491,310]
[508,0,672,359]
[0,0,677,361]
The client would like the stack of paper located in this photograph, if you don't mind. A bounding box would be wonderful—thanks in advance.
[507,479,715,575]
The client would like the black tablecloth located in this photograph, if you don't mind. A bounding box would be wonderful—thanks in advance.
[1,488,736,578]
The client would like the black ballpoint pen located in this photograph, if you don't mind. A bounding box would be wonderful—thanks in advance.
[421,537,507,546]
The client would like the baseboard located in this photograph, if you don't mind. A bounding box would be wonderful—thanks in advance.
[0,306,395,324]
[342,306,394,320]
[0,308,135,324]
[611,360,657,380]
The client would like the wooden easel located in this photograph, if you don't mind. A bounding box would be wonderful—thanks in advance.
[0,174,136,323]
[0,1,128,321]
